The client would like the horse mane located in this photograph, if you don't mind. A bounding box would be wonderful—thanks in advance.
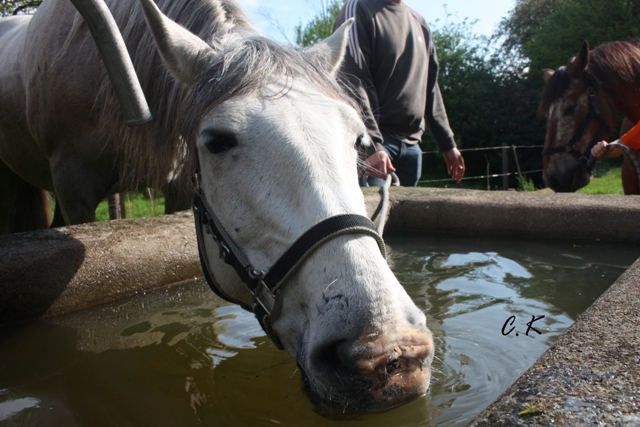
[80,0,257,190]
[181,36,356,147]
[539,39,640,117]
[70,0,353,193]
[538,65,572,117]
[587,39,640,88]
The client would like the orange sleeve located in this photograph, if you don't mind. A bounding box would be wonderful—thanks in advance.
[620,121,640,149]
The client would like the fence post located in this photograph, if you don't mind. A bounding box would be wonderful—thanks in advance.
[511,145,524,191]
[108,193,126,219]
[502,144,509,190]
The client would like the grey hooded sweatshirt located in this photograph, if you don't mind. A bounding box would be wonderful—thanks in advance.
[334,0,456,153]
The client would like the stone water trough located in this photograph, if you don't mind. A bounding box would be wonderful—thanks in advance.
[1,187,639,425]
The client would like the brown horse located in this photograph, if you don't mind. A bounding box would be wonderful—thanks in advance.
[540,39,640,194]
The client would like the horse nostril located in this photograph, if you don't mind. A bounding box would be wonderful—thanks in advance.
[386,359,402,374]
[312,339,353,373]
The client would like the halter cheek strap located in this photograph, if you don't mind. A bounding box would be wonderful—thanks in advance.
[192,176,386,349]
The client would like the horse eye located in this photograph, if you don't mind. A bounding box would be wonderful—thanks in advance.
[564,103,577,115]
[202,132,238,154]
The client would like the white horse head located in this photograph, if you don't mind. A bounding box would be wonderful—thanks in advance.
[139,0,433,412]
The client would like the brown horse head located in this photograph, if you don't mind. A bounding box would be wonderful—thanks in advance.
[540,41,618,192]
[540,39,640,193]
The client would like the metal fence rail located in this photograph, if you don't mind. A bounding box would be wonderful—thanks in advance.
[419,144,544,189]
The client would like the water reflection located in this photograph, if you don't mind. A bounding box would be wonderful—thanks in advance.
[0,234,637,427]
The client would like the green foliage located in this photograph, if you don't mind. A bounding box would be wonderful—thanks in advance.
[496,0,562,64]
[294,0,346,47]
[517,174,537,191]
[524,0,640,73]
[0,0,40,16]
[422,18,546,188]
[499,0,640,79]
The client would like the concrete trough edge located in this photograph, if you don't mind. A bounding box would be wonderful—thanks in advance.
[1,187,639,426]
[0,211,202,324]
[365,187,640,425]
[371,187,640,242]
[466,256,640,426]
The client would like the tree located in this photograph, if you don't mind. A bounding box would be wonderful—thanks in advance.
[294,0,346,47]
[496,0,562,64]
[422,18,546,187]
[498,0,640,76]
[0,0,40,16]
[523,0,640,73]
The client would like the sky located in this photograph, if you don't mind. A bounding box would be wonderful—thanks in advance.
[241,0,516,45]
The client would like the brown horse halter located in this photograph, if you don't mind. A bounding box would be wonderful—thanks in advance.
[541,82,611,170]
[192,166,386,349]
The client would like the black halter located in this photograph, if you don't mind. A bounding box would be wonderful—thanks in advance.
[192,172,386,349]
[541,85,611,169]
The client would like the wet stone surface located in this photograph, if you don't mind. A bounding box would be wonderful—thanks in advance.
[468,257,640,426]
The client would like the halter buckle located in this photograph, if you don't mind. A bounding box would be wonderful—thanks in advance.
[203,212,232,261]
[218,240,231,262]
[194,172,202,193]
[247,269,279,321]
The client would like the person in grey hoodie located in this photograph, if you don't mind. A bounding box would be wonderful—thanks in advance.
[334,0,465,186]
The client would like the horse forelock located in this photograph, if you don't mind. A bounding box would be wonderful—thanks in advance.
[180,35,358,158]
[89,0,355,190]
[539,65,573,118]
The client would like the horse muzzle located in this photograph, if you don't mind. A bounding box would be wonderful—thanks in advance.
[544,159,592,192]
[304,326,434,412]
[356,330,434,407]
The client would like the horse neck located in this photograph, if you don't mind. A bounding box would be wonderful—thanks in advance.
[607,83,640,123]
[96,0,257,189]
[589,46,640,123]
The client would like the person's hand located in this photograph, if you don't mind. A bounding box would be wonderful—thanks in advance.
[591,140,622,158]
[591,140,610,158]
[364,150,396,179]
[442,147,465,184]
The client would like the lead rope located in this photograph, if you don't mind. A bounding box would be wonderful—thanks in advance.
[587,142,640,190]
[376,172,399,237]
[610,143,640,186]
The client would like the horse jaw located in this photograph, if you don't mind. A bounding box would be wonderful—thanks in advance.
[137,0,216,86]
[305,18,354,76]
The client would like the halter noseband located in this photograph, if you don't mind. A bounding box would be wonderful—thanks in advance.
[541,83,611,169]
[192,171,386,349]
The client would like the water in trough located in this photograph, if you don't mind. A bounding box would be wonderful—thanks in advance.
[1,234,638,426]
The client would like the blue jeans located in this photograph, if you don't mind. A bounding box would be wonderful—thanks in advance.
[362,134,422,187]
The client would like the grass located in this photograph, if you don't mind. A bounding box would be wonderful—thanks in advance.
[418,154,625,194]
[576,167,624,195]
[48,191,166,223]
[95,191,166,221]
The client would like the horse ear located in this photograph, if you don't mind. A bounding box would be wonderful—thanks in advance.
[543,68,555,83]
[569,40,590,78]
[305,18,354,76]
[138,0,216,86]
